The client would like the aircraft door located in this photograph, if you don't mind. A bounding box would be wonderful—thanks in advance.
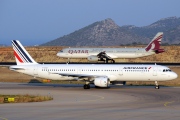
[153,67,157,76]
[77,68,81,74]
[67,51,72,58]
[43,67,49,79]
[119,67,123,76]
[33,66,38,77]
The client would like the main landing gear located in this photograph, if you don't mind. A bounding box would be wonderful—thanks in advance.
[66,58,70,64]
[84,81,90,89]
[155,81,160,89]
[84,84,90,89]
[97,52,115,64]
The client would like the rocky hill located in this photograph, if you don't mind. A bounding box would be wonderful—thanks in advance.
[41,18,148,46]
[121,17,180,44]
[41,17,180,46]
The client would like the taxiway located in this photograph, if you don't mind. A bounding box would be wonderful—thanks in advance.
[0,83,180,120]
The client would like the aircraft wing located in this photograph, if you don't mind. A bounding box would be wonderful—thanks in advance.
[50,72,105,79]
[97,52,118,59]
[106,54,118,59]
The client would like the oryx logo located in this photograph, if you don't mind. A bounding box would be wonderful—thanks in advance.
[150,43,155,50]
[145,32,163,51]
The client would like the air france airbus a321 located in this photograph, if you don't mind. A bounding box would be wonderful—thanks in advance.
[57,32,165,63]
[10,40,177,89]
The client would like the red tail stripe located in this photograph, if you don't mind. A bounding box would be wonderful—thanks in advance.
[14,51,23,63]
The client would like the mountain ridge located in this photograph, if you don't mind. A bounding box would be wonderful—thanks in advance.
[41,16,180,46]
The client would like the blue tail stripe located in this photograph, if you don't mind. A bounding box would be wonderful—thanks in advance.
[12,42,28,63]
[12,40,32,63]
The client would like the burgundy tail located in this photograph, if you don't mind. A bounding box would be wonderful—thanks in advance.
[145,32,164,54]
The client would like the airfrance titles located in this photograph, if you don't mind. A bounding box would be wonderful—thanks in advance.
[123,67,149,69]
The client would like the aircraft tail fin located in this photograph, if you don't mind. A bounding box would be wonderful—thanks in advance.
[145,32,164,53]
[12,40,38,65]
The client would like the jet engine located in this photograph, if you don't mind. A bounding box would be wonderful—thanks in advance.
[87,55,99,61]
[94,77,110,87]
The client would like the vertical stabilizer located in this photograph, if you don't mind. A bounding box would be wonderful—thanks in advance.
[145,32,163,52]
[12,40,38,65]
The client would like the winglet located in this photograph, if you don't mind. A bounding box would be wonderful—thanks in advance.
[12,40,38,65]
[145,32,164,53]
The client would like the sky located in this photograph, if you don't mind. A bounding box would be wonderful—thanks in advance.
[0,0,180,46]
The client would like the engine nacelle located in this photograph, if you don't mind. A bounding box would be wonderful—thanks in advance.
[111,81,126,85]
[94,77,109,87]
[87,55,99,61]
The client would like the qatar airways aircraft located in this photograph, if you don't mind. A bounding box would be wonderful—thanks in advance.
[57,32,164,63]
[9,40,177,89]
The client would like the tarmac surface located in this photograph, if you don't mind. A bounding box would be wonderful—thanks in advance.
[0,83,180,120]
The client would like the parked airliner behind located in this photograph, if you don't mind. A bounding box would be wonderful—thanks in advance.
[57,32,164,63]
[10,40,177,89]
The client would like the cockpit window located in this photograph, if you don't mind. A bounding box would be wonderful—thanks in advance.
[60,50,63,52]
[163,69,172,72]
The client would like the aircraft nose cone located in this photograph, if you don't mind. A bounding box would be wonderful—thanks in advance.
[57,52,66,58]
[172,72,178,79]
[57,52,61,56]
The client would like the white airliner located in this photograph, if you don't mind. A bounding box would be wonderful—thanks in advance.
[9,40,177,89]
[57,32,164,63]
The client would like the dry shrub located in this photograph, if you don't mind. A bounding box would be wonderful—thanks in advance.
[1,46,180,62]
[0,97,4,103]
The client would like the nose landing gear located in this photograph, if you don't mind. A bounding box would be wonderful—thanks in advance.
[155,81,160,89]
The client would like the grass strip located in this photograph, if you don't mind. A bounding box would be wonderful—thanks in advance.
[0,94,53,103]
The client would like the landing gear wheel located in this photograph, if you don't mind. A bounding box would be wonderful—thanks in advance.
[105,59,108,64]
[154,81,160,89]
[111,59,115,63]
[66,58,70,64]
[83,84,90,89]
[155,85,160,89]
